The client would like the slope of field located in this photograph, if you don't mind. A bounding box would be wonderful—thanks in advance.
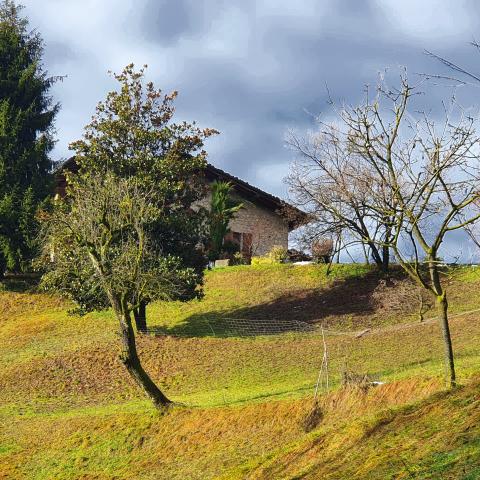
[1,264,480,479]
[230,377,480,480]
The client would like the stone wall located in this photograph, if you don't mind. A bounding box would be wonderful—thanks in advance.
[229,194,289,256]
[195,191,289,257]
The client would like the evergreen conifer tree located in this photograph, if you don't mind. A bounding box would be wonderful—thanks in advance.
[0,0,59,276]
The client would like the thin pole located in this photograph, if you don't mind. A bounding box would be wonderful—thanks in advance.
[322,325,329,391]
[314,325,329,399]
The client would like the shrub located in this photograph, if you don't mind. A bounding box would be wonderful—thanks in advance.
[231,252,248,265]
[251,246,288,266]
[287,248,311,262]
[251,256,272,266]
[268,245,288,264]
[312,238,334,264]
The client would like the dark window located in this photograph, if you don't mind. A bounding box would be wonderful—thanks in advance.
[232,232,242,247]
[242,233,252,258]
[224,231,252,259]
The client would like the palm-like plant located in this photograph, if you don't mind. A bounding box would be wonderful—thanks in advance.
[209,181,243,260]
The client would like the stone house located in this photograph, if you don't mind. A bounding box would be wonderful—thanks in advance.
[55,159,306,258]
[201,164,305,257]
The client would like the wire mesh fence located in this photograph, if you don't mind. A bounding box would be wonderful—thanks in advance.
[143,309,480,408]
[146,316,317,337]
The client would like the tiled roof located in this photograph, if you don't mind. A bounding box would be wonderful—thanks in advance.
[204,164,306,226]
[55,158,307,230]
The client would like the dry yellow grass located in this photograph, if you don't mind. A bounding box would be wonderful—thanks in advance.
[0,377,452,480]
[237,378,480,479]
[1,264,480,479]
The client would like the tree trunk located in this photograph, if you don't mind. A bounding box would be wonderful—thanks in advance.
[133,301,147,333]
[361,242,370,264]
[382,245,390,272]
[369,243,388,272]
[381,222,392,273]
[115,299,171,409]
[428,259,456,388]
[87,252,171,410]
[436,292,456,388]
[0,254,6,280]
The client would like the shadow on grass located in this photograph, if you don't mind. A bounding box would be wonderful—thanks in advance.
[149,269,399,338]
[0,273,40,293]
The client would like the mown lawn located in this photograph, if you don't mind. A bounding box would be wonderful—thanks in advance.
[1,263,480,479]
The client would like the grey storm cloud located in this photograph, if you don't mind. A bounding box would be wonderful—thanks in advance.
[22,0,480,260]
[140,0,215,45]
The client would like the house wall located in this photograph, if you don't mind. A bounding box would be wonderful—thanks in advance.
[195,191,289,256]
[230,197,289,256]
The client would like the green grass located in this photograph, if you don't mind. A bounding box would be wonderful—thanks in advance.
[1,263,480,479]
[230,380,480,479]
[147,263,373,334]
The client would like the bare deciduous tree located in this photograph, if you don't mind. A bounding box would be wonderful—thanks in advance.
[289,72,480,387]
[425,46,480,263]
[287,124,393,271]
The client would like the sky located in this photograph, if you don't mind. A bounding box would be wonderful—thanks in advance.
[22,0,480,260]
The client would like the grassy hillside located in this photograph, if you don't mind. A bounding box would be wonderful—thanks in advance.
[1,264,480,479]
